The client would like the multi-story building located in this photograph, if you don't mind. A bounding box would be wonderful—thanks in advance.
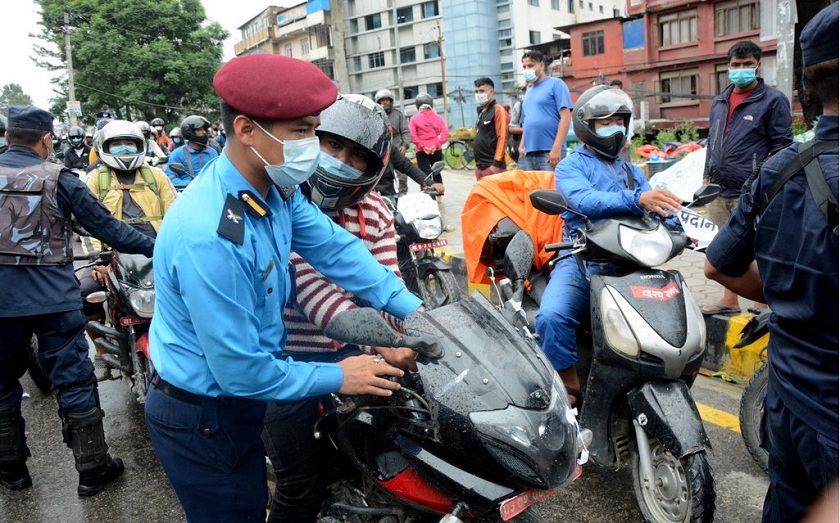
[555,0,781,131]
[233,0,624,129]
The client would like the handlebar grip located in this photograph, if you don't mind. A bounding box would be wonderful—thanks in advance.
[544,241,574,252]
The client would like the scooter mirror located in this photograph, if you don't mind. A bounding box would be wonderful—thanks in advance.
[430,161,446,174]
[689,184,721,207]
[503,230,534,283]
[530,190,569,215]
[168,162,186,176]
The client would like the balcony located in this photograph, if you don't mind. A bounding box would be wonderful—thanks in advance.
[234,26,275,56]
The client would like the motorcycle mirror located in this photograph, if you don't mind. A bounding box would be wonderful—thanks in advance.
[157,156,169,165]
[530,190,592,229]
[168,162,186,175]
[503,230,534,283]
[688,184,721,207]
[86,291,107,304]
[430,161,446,174]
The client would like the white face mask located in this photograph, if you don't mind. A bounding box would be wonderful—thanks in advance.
[475,93,489,106]
[250,121,321,187]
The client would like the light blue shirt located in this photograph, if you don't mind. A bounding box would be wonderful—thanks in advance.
[164,144,218,185]
[521,76,573,153]
[150,151,422,400]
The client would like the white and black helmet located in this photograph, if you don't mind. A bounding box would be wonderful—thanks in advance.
[67,126,85,147]
[95,120,147,171]
[572,85,633,160]
[309,94,391,210]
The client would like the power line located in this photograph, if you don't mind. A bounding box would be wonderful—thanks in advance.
[74,82,215,114]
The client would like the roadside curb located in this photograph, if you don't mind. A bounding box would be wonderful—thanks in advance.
[439,249,767,382]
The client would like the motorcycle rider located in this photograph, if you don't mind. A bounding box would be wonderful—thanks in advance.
[164,114,219,185]
[83,120,177,381]
[150,117,171,150]
[0,105,155,496]
[375,88,412,192]
[536,85,682,403]
[167,127,184,151]
[63,126,91,172]
[262,93,420,523]
[134,120,168,163]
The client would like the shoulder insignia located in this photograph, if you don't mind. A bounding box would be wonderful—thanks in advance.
[238,190,272,219]
[278,185,297,201]
[217,194,245,245]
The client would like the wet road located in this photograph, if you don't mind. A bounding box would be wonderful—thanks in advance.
[0,168,768,522]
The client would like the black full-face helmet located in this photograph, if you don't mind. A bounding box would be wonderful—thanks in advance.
[309,94,391,210]
[180,115,211,145]
[572,85,633,159]
[67,126,85,147]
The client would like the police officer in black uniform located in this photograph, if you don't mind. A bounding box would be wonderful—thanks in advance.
[0,106,155,496]
[704,5,839,522]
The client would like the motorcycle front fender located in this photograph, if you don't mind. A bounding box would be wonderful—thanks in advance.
[627,380,711,458]
[415,255,452,276]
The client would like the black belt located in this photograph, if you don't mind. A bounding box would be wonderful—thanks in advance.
[151,374,205,406]
[529,150,550,154]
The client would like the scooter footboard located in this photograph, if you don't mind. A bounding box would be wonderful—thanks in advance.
[627,380,711,458]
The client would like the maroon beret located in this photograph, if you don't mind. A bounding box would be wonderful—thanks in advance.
[213,54,339,121]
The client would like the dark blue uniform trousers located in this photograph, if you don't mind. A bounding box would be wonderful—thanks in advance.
[0,309,98,413]
[144,384,268,522]
[762,378,839,523]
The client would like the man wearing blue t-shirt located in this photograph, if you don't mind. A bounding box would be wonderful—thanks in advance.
[518,50,573,171]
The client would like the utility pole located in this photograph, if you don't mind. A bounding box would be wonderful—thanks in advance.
[63,9,79,126]
[435,23,449,127]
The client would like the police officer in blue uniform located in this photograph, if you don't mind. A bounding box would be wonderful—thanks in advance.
[705,5,839,522]
[0,106,155,495]
[144,54,423,522]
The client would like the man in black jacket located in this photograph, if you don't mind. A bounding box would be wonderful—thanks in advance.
[472,77,509,179]
[62,126,91,172]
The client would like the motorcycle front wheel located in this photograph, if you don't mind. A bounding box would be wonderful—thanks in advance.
[415,269,461,310]
[632,443,715,523]
[739,363,769,473]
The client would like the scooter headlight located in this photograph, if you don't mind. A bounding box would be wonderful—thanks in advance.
[618,223,672,267]
[127,288,155,318]
[600,286,640,358]
[411,216,442,240]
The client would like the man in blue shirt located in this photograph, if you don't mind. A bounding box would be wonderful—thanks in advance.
[518,50,573,171]
[536,86,682,402]
[145,55,423,522]
[0,106,155,496]
[163,114,219,186]
[704,5,839,521]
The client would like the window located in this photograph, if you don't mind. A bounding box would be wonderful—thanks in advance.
[713,65,729,93]
[368,51,385,68]
[400,46,416,63]
[397,6,414,24]
[715,0,759,36]
[500,48,512,57]
[588,2,593,10]
[284,43,293,57]
[300,38,310,55]
[422,1,439,18]
[579,0,583,7]
[499,28,511,37]
[426,82,443,97]
[364,13,382,30]
[404,86,418,100]
[423,42,440,59]
[582,30,605,56]
[352,56,362,72]
[551,0,560,9]
[501,61,514,71]
[599,5,603,13]
[660,69,698,103]
[529,31,541,45]
[500,38,512,47]
[498,4,510,13]
[614,8,620,17]
[568,0,574,12]
[528,0,539,6]
[659,9,698,47]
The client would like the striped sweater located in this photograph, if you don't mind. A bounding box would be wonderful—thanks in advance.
[283,192,404,354]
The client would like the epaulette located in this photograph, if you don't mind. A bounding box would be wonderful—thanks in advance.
[239,190,272,219]
[217,194,246,245]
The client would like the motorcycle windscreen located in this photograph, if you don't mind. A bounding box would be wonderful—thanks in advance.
[404,292,556,413]
[116,252,154,289]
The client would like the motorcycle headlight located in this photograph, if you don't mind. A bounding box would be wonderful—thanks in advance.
[618,223,673,267]
[411,216,442,240]
[127,288,155,318]
[600,286,640,358]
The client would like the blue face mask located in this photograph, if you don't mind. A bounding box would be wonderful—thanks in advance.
[109,144,138,155]
[319,153,364,180]
[251,121,321,187]
[595,125,625,138]
[523,70,538,84]
[728,67,757,88]
[172,137,183,146]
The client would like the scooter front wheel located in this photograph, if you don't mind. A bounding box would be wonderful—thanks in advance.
[417,269,462,310]
[739,363,769,473]
[632,443,715,523]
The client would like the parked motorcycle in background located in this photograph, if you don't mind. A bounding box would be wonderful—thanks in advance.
[386,161,462,309]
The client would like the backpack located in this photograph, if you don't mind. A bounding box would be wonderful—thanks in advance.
[97,164,160,200]
[753,139,839,235]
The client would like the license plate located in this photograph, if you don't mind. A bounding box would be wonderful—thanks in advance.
[409,238,448,253]
[499,488,558,521]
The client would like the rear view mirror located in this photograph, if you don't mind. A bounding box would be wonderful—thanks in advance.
[529,190,569,215]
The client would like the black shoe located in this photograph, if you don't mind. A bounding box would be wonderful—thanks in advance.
[77,457,124,496]
[0,462,32,491]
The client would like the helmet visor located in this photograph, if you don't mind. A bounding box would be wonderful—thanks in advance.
[577,89,633,121]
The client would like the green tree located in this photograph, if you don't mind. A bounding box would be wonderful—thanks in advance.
[0,84,35,113]
[33,0,227,126]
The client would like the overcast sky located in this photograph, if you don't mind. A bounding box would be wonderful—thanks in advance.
[2,0,293,111]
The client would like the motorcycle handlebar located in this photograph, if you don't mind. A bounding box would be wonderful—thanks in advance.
[544,241,574,252]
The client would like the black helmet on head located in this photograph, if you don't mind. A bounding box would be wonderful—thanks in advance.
[415,93,434,110]
[151,117,164,128]
[67,126,85,147]
[180,115,210,145]
[572,85,633,160]
[309,94,391,210]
